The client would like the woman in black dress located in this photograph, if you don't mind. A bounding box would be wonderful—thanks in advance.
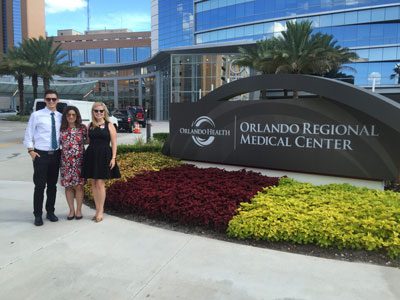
[83,102,120,222]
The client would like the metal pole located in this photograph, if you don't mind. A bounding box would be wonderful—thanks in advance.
[146,101,151,143]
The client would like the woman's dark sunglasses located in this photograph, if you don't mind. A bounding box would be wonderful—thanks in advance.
[45,98,57,102]
[93,109,104,113]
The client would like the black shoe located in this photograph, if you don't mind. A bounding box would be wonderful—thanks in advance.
[46,212,59,222]
[34,216,43,226]
[67,215,75,220]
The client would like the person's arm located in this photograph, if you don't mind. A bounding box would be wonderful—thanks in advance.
[85,124,90,145]
[23,113,40,160]
[109,122,117,169]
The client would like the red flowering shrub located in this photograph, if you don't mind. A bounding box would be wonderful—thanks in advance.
[106,164,279,231]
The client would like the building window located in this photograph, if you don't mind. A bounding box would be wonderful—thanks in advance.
[87,48,101,64]
[119,48,134,63]
[103,48,117,64]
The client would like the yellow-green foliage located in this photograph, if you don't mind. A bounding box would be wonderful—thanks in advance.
[227,178,400,258]
[84,152,181,200]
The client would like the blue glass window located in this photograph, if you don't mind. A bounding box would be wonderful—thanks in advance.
[71,50,85,66]
[103,48,117,64]
[136,47,151,61]
[58,50,69,63]
[87,49,100,64]
[119,48,134,63]
[12,0,22,46]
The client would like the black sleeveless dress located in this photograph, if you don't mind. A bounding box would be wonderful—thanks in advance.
[83,121,121,179]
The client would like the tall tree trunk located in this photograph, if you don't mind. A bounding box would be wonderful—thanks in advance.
[43,77,50,91]
[32,73,38,100]
[17,75,25,115]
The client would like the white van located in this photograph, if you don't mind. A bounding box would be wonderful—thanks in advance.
[33,99,118,129]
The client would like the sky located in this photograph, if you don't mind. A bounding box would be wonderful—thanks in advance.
[45,0,151,36]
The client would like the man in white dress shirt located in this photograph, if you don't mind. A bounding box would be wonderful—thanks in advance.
[24,90,62,226]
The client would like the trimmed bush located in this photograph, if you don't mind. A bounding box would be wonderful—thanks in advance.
[117,141,163,154]
[153,132,169,143]
[227,178,400,258]
[5,115,30,122]
[106,165,279,231]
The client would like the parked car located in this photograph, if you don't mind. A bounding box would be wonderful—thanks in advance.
[113,109,136,132]
[0,109,18,119]
[113,106,147,132]
[127,106,146,128]
[33,99,119,130]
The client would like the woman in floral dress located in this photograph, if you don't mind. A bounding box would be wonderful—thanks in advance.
[60,106,87,220]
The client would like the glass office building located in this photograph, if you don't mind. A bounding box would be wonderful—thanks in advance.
[154,0,400,86]
[78,1,400,120]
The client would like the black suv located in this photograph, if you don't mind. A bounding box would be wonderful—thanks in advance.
[113,106,147,132]
[128,106,146,128]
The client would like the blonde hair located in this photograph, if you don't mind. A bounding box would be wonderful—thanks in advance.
[91,102,110,128]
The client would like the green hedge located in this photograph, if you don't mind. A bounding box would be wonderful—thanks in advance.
[117,141,163,154]
[5,115,30,122]
[153,132,169,143]
[227,178,400,258]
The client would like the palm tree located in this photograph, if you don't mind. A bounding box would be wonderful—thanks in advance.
[390,63,400,84]
[21,36,78,92]
[236,20,358,98]
[235,39,282,99]
[0,47,33,114]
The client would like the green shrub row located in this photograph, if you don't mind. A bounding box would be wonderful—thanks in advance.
[117,140,163,154]
[227,178,400,258]
[5,115,30,122]
[152,132,169,143]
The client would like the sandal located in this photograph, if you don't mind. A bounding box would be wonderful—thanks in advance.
[67,214,75,220]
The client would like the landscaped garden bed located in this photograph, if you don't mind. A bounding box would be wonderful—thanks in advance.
[106,164,279,231]
[228,178,400,259]
[84,149,400,267]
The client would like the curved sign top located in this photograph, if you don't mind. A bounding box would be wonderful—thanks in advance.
[200,74,400,134]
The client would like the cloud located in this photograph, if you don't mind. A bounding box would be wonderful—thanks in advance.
[90,13,151,31]
[45,0,87,14]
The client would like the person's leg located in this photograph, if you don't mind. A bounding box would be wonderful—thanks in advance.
[74,184,84,218]
[91,180,99,219]
[45,152,60,214]
[33,154,49,217]
[65,187,75,218]
[94,179,105,221]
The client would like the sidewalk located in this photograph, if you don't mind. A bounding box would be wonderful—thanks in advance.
[0,138,400,299]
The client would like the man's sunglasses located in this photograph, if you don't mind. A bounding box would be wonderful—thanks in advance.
[93,109,104,113]
[45,98,57,102]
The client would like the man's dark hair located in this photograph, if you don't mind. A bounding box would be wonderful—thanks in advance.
[44,89,59,98]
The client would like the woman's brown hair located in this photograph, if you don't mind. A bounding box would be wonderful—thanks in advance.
[61,106,84,131]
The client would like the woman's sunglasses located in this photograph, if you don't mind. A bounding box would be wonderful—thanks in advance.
[45,98,57,102]
[93,109,104,113]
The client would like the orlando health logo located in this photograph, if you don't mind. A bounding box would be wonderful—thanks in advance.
[179,116,231,147]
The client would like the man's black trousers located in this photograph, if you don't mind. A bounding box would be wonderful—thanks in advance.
[32,150,61,217]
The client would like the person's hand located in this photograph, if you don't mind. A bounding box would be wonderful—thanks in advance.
[109,158,116,169]
[29,151,40,161]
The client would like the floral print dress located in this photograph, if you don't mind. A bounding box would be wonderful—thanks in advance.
[60,126,87,187]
